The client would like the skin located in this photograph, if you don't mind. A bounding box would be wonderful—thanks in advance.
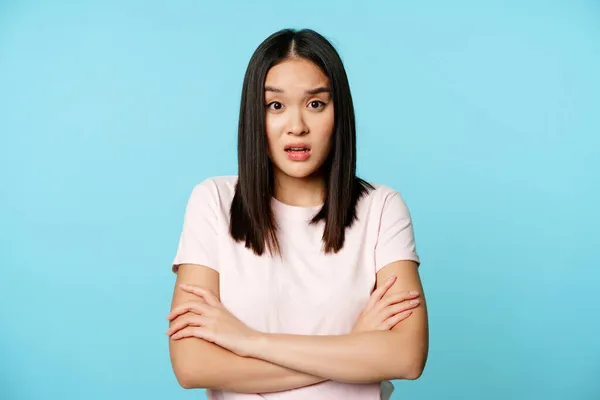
[167,57,429,391]
[264,57,334,207]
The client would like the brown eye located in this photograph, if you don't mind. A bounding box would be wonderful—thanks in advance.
[309,101,325,109]
[267,102,283,110]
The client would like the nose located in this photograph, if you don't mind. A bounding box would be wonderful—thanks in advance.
[286,108,308,136]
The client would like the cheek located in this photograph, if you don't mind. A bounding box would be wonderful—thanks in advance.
[319,107,334,136]
[313,111,335,153]
[265,116,280,152]
[265,113,285,134]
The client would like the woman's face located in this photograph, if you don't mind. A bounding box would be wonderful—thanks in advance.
[264,58,334,180]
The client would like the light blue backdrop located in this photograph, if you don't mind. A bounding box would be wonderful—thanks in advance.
[1,1,598,399]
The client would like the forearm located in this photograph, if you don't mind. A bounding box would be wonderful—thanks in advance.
[171,338,326,393]
[249,330,426,383]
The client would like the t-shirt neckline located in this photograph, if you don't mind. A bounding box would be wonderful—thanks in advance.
[270,197,323,221]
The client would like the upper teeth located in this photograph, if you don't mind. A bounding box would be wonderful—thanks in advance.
[289,148,306,151]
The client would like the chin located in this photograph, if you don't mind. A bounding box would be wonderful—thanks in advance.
[282,168,317,179]
[276,162,321,179]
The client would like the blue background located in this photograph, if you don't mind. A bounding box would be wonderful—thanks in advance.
[1,1,599,399]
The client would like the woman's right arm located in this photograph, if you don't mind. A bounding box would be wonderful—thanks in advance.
[168,264,326,393]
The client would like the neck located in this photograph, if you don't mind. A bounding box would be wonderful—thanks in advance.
[273,170,326,207]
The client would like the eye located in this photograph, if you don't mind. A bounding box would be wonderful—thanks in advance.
[266,101,283,111]
[308,100,326,110]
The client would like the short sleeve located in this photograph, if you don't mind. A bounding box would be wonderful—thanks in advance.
[375,191,420,272]
[172,180,220,273]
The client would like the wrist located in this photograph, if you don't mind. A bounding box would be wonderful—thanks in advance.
[247,331,269,359]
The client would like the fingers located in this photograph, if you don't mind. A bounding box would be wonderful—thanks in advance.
[179,284,221,307]
[380,310,413,330]
[377,290,420,311]
[166,300,211,321]
[381,298,420,320]
[170,325,211,341]
[375,297,420,330]
[166,313,209,336]
[364,275,398,312]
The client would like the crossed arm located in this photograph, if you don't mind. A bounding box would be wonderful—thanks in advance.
[168,261,428,393]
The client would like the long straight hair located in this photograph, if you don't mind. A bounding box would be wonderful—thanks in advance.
[229,28,373,256]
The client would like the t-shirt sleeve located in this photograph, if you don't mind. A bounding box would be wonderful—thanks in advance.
[375,191,420,272]
[172,180,220,273]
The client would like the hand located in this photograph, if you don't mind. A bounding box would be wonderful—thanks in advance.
[166,284,260,357]
[352,275,420,333]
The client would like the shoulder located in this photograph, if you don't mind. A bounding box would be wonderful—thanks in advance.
[183,175,238,219]
[189,175,238,202]
[368,182,401,198]
[359,180,410,213]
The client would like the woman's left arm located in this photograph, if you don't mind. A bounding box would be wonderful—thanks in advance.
[247,260,429,383]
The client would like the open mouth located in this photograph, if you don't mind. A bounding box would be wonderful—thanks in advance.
[284,143,311,161]
[284,143,311,152]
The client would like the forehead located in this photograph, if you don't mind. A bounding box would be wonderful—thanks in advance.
[265,58,329,90]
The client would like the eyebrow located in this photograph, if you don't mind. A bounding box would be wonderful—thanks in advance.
[265,86,331,95]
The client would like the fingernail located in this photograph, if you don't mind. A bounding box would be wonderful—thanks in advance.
[410,299,419,304]
[410,290,419,295]
[387,276,396,282]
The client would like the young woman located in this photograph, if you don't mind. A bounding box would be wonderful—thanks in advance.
[166,28,428,399]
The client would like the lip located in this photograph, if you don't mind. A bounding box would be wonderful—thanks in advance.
[284,143,311,161]
[284,142,311,151]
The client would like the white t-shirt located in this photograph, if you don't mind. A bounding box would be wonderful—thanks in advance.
[172,175,420,400]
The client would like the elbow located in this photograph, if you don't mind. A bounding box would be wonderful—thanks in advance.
[173,359,229,390]
[170,339,225,390]
[403,363,425,381]
[396,359,426,381]
[174,368,202,390]
[393,349,428,381]
[177,377,195,390]
[172,360,215,390]
[174,369,215,390]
